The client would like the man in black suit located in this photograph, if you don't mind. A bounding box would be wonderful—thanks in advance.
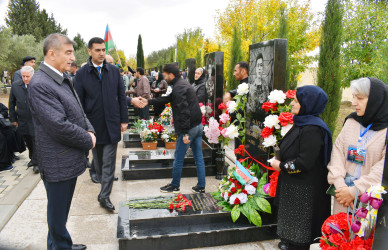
[74,37,131,211]
[9,66,39,173]
[28,33,95,250]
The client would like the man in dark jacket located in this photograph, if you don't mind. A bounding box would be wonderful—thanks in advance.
[139,64,206,193]
[224,61,249,102]
[13,56,36,84]
[28,33,95,250]
[74,37,128,211]
[8,65,39,173]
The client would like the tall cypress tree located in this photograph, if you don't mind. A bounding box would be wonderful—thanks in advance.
[317,0,344,133]
[227,26,242,91]
[136,34,145,68]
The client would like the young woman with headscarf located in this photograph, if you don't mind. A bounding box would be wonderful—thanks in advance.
[192,68,207,104]
[327,77,388,214]
[270,85,332,250]
[151,72,168,117]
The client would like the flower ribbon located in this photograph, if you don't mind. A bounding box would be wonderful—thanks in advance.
[238,147,276,171]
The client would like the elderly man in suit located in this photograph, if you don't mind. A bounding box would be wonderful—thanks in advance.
[28,33,95,250]
[9,66,39,173]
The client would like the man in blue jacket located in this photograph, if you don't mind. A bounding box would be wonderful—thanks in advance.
[28,33,95,250]
[74,37,128,211]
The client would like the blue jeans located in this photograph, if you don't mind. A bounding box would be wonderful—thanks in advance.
[171,124,206,188]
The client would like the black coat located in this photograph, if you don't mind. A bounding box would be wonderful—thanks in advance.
[74,58,128,145]
[28,63,95,182]
[149,77,202,135]
[276,125,331,245]
[8,80,34,136]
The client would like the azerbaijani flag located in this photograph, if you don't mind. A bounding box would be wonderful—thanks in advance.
[104,24,115,51]
[233,161,253,185]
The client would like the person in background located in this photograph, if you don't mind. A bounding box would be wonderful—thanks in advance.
[120,69,129,91]
[139,64,205,194]
[69,62,78,81]
[328,77,388,214]
[183,68,187,80]
[224,61,249,103]
[8,66,39,173]
[127,67,150,120]
[192,67,207,104]
[0,102,15,172]
[270,85,332,250]
[13,56,36,84]
[151,72,168,116]
[28,33,94,250]
[105,55,114,65]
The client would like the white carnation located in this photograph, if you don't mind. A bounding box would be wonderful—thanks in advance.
[263,135,277,147]
[244,184,256,195]
[237,193,248,204]
[281,124,293,137]
[226,101,237,113]
[228,182,235,192]
[225,125,239,139]
[224,191,229,201]
[237,82,249,95]
[205,105,213,114]
[161,134,169,140]
[229,194,238,205]
[263,115,280,129]
[268,90,287,104]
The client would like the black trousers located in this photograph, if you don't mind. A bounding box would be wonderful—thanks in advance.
[138,105,149,120]
[44,177,77,250]
[23,135,37,164]
[0,131,12,168]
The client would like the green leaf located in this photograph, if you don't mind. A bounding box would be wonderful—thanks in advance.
[247,197,260,211]
[240,203,252,223]
[258,173,268,189]
[222,206,233,212]
[249,207,262,227]
[231,205,241,222]
[212,191,223,201]
[256,197,272,214]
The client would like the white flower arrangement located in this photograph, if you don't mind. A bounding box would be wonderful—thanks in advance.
[237,82,249,95]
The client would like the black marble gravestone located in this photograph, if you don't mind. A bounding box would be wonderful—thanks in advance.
[204,52,224,118]
[245,39,287,162]
[185,58,196,84]
[117,193,277,249]
[121,143,221,180]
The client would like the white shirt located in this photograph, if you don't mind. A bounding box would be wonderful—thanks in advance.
[43,61,64,77]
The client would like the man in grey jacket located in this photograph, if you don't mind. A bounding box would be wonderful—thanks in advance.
[28,33,95,250]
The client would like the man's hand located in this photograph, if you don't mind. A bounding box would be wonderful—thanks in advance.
[154,89,160,93]
[138,97,148,108]
[88,132,96,149]
[269,158,281,172]
[121,123,128,132]
[13,122,18,126]
[131,97,146,108]
[183,135,190,144]
[335,187,354,207]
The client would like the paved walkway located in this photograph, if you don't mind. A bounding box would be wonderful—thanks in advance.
[0,141,284,250]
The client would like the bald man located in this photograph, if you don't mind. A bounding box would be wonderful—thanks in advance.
[105,55,114,65]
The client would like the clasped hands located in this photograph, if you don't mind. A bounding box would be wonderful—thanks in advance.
[131,97,148,108]
[335,186,355,209]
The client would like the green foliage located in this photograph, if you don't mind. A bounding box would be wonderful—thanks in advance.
[5,0,66,41]
[136,34,145,68]
[317,0,344,134]
[73,33,86,51]
[227,26,242,91]
[195,49,203,67]
[146,46,176,68]
[176,28,205,69]
[341,0,388,86]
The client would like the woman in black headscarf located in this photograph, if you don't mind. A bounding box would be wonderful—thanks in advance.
[270,85,332,250]
[328,77,388,214]
[151,72,168,117]
[192,67,207,104]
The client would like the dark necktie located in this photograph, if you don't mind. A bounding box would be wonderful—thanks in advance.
[96,66,102,80]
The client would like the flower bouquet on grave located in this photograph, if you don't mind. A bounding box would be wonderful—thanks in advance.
[169,194,193,212]
[260,89,295,197]
[199,102,214,126]
[139,122,163,150]
[161,125,177,149]
[319,185,386,250]
[125,194,192,213]
[158,103,173,125]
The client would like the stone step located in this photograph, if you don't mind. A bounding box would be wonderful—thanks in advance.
[117,194,277,250]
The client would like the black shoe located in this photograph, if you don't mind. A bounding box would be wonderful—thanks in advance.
[278,241,289,250]
[33,165,39,174]
[91,174,100,183]
[14,155,20,161]
[0,165,14,172]
[99,197,115,211]
[160,184,180,193]
[72,244,87,250]
[192,186,205,193]
[114,176,118,181]
[97,195,102,202]
[27,161,33,167]
[215,173,223,180]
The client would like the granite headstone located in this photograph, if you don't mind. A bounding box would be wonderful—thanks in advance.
[185,58,196,84]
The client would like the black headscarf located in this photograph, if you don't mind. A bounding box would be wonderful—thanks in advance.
[194,69,206,85]
[294,85,333,166]
[346,77,388,131]
[156,72,164,84]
